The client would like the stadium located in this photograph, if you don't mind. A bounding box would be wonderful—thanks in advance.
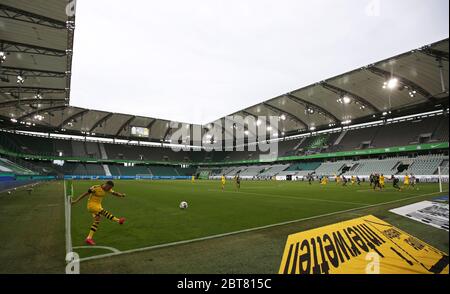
[0,0,449,277]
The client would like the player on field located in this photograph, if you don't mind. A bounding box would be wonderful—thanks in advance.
[221,175,226,190]
[369,173,374,188]
[71,181,126,246]
[351,175,356,185]
[410,174,417,189]
[235,175,241,190]
[391,175,402,191]
[379,174,385,189]
[191,175,195,183]
[373,173,381,191]
[342,176,348,187]
[308,173,313,185]
[403,173,410,189]
[356,176,361,185]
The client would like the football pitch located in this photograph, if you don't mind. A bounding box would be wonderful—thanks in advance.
[1,179,448,273]
[68,180,449,261]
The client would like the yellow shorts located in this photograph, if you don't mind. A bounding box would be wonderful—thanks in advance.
[87,203,103,216]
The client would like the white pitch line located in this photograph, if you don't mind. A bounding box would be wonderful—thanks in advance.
[77,190,447,263]
[73,246,121,254]
[209,189,370,206]
[64,180,73,261]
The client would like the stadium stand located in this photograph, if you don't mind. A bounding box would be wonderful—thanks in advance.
[346,157,406,176]
[0,158,35,175]
[338,127,379,150]
[432,116,449,142]
[286,162,322,171]
[149,165,179,176]
[258,164,290,177]
[372,118,439,148]
[71,141,87,157]
[404,155,448,175]
[1,113,448,164]
[239,165,270,177]
[54,139,73,157]
[114,165,151,176]
[315,161,353,176]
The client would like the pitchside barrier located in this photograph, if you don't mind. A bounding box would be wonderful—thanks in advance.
[0,175,55,193]
[63,175,191,180]
[275,174,449,183]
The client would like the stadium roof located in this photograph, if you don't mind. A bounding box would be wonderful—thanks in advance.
[217,38,449,135]
[0,1,449,143]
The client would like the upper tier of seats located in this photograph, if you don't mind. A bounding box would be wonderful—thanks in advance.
[1,114,448,163]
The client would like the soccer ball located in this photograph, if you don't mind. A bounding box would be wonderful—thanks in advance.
[179,201,188,209]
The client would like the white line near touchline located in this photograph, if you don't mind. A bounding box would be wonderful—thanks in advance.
[75,190,448,264]
[210,189,371,206]
[64,181,73,260]
[73,246,121,253]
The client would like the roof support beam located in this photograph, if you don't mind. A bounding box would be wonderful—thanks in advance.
[240,110,258,120]
[0,86,67,94]
[90,113,114,133]
[222,117,237,143]
[366,66,435,102]
[146,119,157,130]
[320,82,380,112]
[115,116,136,137]
[262,102,308,129]
[0,39,67,57]
[58,109,89,129]
[18,105,68,121]
[1,66,67,78]
[0,98,66,108]
[230,110,259,138]
[0,4,66,29]
[285,93,340,123]
[419,47,449,62]
[162,126,172,142]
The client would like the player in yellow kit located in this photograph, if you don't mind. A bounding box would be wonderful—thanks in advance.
[221,175,226,190]
[71,181,126,246]
[379,174,385,189]
[191,175,196,183]
[351,176,356,185]
[403,174,410,189]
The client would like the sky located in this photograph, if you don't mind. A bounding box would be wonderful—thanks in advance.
[70,0,449,125]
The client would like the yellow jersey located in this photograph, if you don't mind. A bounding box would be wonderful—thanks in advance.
[221,176,226,184]
[404,176,410,185]
[380,175,385,184]
[87,185,114,208]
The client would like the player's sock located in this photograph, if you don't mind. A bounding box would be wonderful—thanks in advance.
[100,209,120,222]
[88,219,100,239]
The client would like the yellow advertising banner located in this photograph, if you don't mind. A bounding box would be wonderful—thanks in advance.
[279,215,449,274]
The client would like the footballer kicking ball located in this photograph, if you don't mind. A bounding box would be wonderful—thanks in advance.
[179,201,189,209]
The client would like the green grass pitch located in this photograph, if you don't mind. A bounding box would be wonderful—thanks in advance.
[69,179,447,259]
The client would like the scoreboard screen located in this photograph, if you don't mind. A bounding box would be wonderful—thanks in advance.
[131,126,149,137]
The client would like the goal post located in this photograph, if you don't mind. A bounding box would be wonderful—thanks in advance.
[438,166,443,193]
